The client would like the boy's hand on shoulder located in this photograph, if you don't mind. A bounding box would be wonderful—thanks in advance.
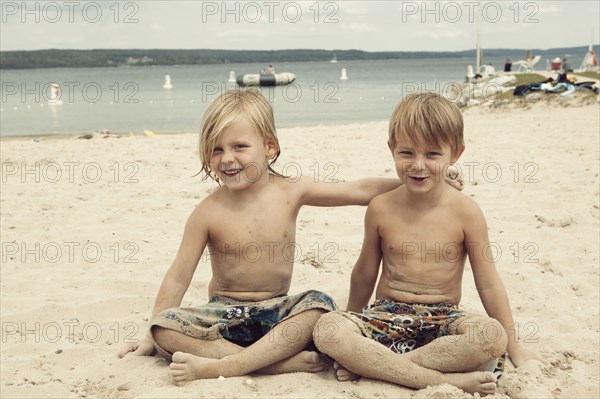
[445,164,464,191]
[117,335,156,358]
[509,343,545,367]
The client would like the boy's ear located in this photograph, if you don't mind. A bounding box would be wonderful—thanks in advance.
[265,139,278,157]
[451,145,465,163]
[387,139,395,154]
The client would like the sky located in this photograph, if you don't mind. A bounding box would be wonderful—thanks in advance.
[0,0,598,52]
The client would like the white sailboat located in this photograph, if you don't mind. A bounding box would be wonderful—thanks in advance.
[457,18,515,105]
[330,53,338,63]
[465,17,481,82]
[579,31,598,71]
[580,45,598,71]
[465,16,496,82]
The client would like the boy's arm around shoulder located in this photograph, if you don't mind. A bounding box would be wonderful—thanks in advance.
[118,201,210,358]
[296,170,464,207]
[346,197,385,312]
[297,175,401,207]
[463,197,544,366]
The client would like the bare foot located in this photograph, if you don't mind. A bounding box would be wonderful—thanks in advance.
[444,371,497,395]
[333,361,361,382]
[260,351,326,374]
[169,351,221,385]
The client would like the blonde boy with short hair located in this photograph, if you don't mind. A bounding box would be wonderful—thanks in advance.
[314,93,543,395]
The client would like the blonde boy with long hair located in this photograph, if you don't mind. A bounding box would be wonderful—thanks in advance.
[118,88,419,383]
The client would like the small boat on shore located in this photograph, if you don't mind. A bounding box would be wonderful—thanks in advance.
[236,72,296,87]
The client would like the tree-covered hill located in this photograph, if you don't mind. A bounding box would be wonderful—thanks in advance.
[0,46,593,69]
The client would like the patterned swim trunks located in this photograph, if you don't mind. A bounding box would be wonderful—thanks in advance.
[344,299,463,353]
[151,289,336,359]
[340,299,506,376]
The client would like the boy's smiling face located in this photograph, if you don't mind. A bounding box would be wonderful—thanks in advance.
[389,136,463,194]
[210,117,277,190]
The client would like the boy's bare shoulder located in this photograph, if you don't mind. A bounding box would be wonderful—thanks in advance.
[264,174,307,199]
[367,188,400,211]
[188,187,226,219]
[447,187,485,217]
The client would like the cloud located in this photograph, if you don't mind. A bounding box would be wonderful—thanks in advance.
[412,26,466,40]
[215,28,270,40]
[537,5,562,14]
[0,1,597,51]
[341,23,375,34]
[339,5,369,16]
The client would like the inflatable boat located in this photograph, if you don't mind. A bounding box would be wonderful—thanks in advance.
[236,72,296,87]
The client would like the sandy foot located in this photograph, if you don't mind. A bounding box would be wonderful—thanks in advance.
[169,351,221,385]
[169,350,327,385]
[445,371,497,395]
[261,351,326,374]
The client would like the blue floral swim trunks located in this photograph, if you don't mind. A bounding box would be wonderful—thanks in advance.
[151,289,336,359]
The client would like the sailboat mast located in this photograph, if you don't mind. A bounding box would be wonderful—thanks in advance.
[475,10,481,71]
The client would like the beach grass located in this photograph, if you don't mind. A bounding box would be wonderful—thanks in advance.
[490,73,547,102]
[492,72,598,103]
[513,73,548,85]
[573,71,600,80]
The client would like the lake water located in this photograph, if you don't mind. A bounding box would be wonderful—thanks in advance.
[0,50,589,137]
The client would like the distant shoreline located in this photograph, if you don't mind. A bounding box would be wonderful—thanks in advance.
[1,45,597,69]
[2,95,598,140]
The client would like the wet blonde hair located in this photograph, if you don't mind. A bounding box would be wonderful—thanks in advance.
[199,88,282,182]
[388,92,464,155]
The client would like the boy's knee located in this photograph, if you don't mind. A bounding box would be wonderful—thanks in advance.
[485,319,508,357]
[458,316,507,359]
[475,318,508,358]
[312,312,350,352]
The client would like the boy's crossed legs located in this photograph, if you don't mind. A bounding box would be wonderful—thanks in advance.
[153,309,326,384]
[314,312,507,395]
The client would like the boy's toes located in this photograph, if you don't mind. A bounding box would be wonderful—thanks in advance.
[306,352,327,372]
[482,381,497,394]
[333,362,361,382]
[480,372,497,383]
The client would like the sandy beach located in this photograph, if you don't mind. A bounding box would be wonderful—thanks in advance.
[1,95,599,398]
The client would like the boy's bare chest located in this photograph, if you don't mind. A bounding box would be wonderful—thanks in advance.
[208,206,297,250]
[379,212,465,260]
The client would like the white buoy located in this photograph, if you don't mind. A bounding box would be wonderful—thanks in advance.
[48,83,63,105]
[228,71,236,83]
[163,74,173,89]
[466,65,474,79]
[340,68,348,80]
